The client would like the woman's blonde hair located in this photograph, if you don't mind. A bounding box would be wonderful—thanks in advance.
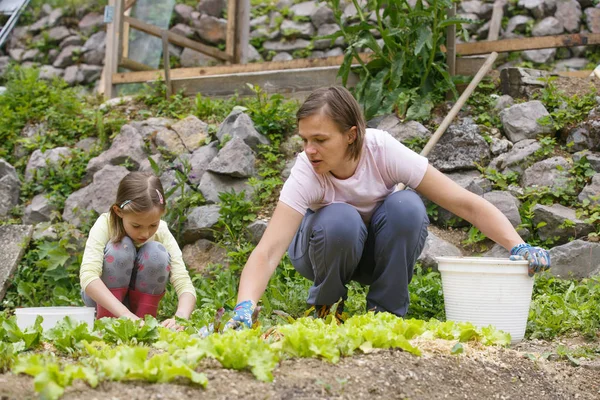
[296,86,366,161]
[109,172,166,242]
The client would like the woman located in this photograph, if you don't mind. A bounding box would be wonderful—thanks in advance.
[225,86,550,328]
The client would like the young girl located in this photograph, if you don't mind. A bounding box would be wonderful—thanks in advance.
[80,172,196,329]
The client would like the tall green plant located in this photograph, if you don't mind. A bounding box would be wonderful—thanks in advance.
[327,0,468,120]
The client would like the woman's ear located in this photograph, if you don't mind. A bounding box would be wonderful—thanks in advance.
[348,126,357,144]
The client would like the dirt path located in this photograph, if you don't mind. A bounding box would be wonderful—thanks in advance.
[1,338,598,400]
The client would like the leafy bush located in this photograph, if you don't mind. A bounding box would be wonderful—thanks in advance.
[327,0,467,120]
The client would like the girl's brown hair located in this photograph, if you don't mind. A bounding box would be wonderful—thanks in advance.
[109,172,166,242]
[296,86,366,161]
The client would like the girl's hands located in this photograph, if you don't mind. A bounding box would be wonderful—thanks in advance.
[161,317,184,331]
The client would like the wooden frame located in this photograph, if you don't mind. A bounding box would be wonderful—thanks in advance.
[104,4,599,99]
[103,0,249,98]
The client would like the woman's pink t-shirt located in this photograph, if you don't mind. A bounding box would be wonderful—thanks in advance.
[279,128,429,223]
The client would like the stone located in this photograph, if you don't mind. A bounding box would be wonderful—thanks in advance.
[181,204,221,244]
[521,156,572,191]
[483,191,522,227]
[281,20,315,39]
[522,48,556,64]
[53,45,83,68]
[174,3,194,22]
[573,150,600,172]
[192,14,227,44]
[532,203,594,245]
[155,127,187,155]
[290,1,319,17]
[263,39,312,52]
[532,17,564,36]
[578,173,600,206]
[376,117,432,144]
[483,243,510,258]
[488,139,541,174]
[78,12,104,35]
[247,220,268,245]
[418,231,462,271]
[180,47,220,67]
[25,147,72,181]
[85,125,147,180]
[207,137,256,178]
[490,137,513,155]
[0,225,33,301]
[549,240,600,279]
[197,0,226,17]
[90,165,130,215]
[566,119,600,152]
[499,101,554,142]
[217,109,270,151]
[311,4,335,27]
[171,115,209,152]
[554,0,582,32]
[272,52,293,62]
[428,119,491,172]
[505,15,534,37]
[39,66,64,80]
[198,171,253,204]
[494,95,514,112]
[554,58,590,72]
[585,8,600,33]
[0,159,20,218]
[500,67,550,98]
[182,239,227,273]
[23,194,57,224]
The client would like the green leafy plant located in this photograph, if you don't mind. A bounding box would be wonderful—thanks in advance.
[327,0,467,120]
[535,77,597,132]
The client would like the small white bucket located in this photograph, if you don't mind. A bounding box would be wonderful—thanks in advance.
[436,256,533,344]
[15,307,96,332]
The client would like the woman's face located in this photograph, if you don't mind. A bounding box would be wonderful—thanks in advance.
[298,112,357,179]
[115,206,162,245]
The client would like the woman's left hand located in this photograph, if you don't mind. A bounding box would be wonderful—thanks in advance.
[161,318,184,331]
[509,243,551,277]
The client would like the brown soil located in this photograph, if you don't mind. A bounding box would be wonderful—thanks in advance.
[1,337,598,400]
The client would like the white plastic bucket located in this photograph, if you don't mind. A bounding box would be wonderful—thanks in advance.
[436,256,533,344]
[15,307,96,332]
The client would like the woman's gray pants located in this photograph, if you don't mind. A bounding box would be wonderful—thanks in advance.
[288,190,429,317]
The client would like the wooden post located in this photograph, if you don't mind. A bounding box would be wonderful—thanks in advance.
[103,0,124,98]
[397,52,499,191]
[226,0,238,64]
[446,4,456,76]
[235,0,250,64]
[488,0,504,42]
[162,31,172,98]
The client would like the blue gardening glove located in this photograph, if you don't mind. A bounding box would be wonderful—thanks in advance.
[509,243,551,277]
[223,300,256,331]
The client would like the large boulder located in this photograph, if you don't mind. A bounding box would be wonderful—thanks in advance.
[170,115,209,153]
[532,203,595,245]
[488,139,541,174]
[549,240,600,279]
[499,101,554,143]
[22,194,57,225]
[217,109,270,151]
[85,125,147,181]
[428,119,491,172]
[483,191,522,227]
[418,231,462,271]
[181,204,221,244]
[521,157,572,191]
[198,171,254,204]
[207,137,256,178]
